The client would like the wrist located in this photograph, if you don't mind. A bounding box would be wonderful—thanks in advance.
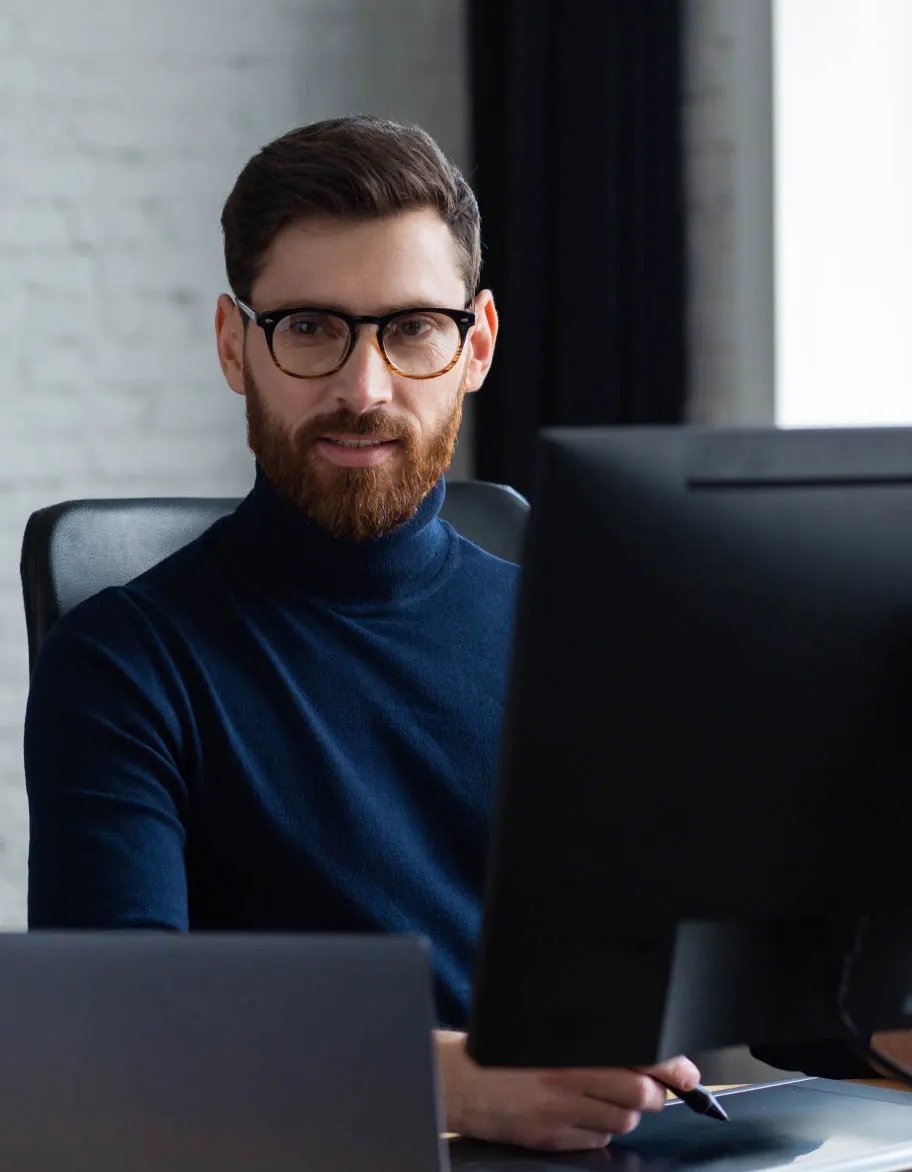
[434,1029,470,1135]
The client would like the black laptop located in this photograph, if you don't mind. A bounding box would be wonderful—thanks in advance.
[0,932,444,1172]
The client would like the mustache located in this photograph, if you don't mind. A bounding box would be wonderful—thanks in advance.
[294,409,412,445]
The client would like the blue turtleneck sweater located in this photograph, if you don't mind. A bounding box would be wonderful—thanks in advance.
[24,469,521,1027]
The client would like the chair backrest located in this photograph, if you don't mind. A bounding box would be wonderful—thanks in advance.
[20,480,529,673]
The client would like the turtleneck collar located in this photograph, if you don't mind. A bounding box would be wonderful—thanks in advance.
[224,463,455,609]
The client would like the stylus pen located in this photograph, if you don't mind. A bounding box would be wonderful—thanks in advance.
[657,1080,729,1123]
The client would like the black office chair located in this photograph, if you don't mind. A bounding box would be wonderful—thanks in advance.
[20,480,529,674]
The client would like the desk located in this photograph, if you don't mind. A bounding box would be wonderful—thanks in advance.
[444,1080,911,1140]
[694,1080,910,1094]
[853,1078,911,1093]
[448,1082,912,1170]
[445,1082,909,1139]
[699,1080,910,1095]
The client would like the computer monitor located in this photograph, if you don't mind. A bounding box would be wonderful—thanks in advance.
[467,425,912,1069]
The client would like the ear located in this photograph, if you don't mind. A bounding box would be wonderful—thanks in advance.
[215,294,246,396]
[463,289,498,394]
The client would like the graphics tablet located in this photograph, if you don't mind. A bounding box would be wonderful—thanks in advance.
[449,1078,912,1172]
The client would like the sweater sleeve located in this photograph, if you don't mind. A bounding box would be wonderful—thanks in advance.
[24,591,190,930]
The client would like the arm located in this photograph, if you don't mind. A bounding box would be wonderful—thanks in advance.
[25,593,190,930]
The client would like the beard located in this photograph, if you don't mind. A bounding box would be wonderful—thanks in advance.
[244,359,465,542]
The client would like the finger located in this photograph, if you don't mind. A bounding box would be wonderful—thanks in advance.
[570,1097,643,1138]
[549,1068,666,1114]
[523,1126,614,1153]
[637,1054,702,1094]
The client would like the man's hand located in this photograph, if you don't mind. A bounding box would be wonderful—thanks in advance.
[434,1030,701,1152]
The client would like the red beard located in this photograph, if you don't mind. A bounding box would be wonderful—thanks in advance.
[244,360,465,541]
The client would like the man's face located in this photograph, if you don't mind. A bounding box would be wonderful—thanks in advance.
[215,209,497,540]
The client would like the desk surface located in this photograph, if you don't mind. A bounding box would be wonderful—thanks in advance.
[727,1079,910,1093]
[704,1079,910,1094]
[444,1080,911,1141]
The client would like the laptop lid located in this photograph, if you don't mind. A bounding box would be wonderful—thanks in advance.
[0,932,446,1172]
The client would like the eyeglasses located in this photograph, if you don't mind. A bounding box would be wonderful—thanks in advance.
[235,299,476,380]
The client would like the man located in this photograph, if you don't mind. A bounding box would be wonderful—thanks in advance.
[28,114,720,1148]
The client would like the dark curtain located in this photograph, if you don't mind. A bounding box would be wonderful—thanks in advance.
[469,0,687,497]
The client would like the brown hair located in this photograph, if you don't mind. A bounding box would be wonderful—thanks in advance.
[221,115,481,305]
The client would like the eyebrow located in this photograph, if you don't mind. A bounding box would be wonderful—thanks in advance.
[262,299,458,315]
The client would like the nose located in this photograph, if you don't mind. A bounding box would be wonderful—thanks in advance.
[331,325,394,413]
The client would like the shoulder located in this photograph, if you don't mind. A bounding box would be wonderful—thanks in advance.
[25,541,222,767]
[445,532,518,604]
[28,587,180,735]
[30,519,230,691]
[436,529,522,637]
[445,526,523,594]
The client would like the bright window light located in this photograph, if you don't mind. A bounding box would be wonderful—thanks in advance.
[774,0,912,427]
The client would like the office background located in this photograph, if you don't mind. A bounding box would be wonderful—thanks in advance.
[1,0,910,932]
[0,0,473,923]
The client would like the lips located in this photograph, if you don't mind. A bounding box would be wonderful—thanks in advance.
[314,436,400,468]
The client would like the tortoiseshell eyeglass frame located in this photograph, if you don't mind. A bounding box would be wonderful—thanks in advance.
[235,299,476,380]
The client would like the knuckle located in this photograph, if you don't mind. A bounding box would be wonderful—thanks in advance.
[630,1073,659,1112]
[614,1109,642,1136]
[665,1055,700,1091]
[532,1089,565,1122]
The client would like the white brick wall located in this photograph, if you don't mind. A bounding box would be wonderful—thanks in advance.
[683,0,775,427]
[0,0,470,925]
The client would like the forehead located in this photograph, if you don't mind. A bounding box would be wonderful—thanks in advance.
[251,208,466,312]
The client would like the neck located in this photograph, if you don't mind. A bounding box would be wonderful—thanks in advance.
[227,463,452,608]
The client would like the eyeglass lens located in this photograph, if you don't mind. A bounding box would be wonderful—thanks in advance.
[271,311,462,377]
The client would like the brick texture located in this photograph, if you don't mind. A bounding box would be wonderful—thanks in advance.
[682,0,775,427]
[0,0,470,925]
[682,0,738,424]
